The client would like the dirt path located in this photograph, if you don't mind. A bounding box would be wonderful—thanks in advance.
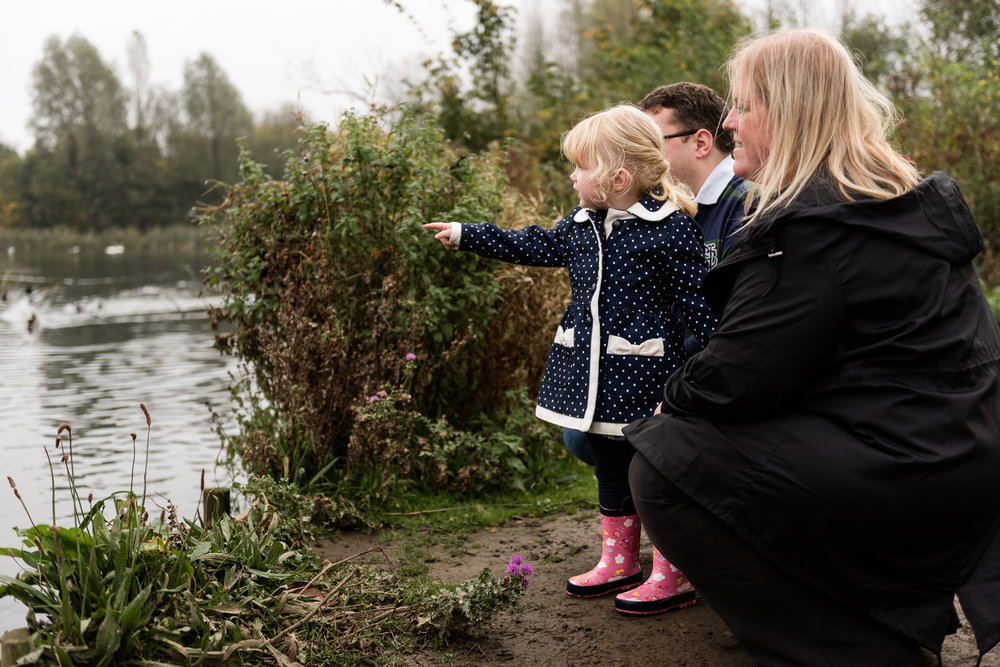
[313,509,999,666]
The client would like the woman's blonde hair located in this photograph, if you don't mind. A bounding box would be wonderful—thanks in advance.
[562,104,696,216]
[727,29,920,224]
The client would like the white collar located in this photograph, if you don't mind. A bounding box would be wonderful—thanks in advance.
[572,197,679,223]
[696,155,736,206]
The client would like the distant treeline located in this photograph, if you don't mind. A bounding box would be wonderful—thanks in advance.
[0,32,299,232]
[0,0,997,277]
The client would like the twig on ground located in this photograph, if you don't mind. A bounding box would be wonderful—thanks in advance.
[384,507,464,516]
[384,499,585,516]
[261,564,360,649]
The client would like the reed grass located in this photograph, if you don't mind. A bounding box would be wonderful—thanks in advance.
[0,404,536,664]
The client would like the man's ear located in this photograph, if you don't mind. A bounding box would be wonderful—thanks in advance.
[693,128,715,159]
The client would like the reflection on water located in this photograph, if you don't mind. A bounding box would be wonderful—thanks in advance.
[0,243,242,632]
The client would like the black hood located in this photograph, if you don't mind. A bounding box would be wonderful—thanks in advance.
[778,171,983,265]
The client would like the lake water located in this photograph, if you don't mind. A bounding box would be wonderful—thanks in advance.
[0,241,241,632]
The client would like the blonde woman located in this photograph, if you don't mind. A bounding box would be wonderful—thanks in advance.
[426,104,716,614]
[625,29,1000,664]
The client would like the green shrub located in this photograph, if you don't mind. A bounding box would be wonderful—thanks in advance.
[895,57,1000,283]
[1,413,534,665]
[984,283,1000,324]
[1,416,314,665]
[203,105,567,495]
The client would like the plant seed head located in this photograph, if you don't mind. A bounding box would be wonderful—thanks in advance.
[61,453,69,463]
[55,436,61,448]
[6,477,14,489]
[130,433,136,441]
[140,404,151,425]
[57,423,71,434]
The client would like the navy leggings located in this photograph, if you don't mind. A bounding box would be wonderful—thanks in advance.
[587,432,637,516]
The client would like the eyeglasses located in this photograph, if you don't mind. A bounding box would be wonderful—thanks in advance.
[664,129,697,140]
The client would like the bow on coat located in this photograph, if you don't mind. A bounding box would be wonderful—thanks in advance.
[553,326,575,348]
[606,335,664,357]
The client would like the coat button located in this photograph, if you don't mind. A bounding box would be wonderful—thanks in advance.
[612,220,621,230]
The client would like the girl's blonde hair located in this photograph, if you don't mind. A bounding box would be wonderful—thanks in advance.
[727,29,920,224]
[562,104,696,216]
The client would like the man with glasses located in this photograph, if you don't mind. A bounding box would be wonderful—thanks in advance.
[639,82,748,268]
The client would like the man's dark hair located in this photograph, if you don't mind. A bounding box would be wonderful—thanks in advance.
[638,82,735,154]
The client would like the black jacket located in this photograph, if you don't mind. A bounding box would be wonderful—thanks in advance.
[624,172,1000,653]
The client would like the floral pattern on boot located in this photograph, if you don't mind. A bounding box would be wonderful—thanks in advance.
[566,514,643,597]
[614,546,696,614]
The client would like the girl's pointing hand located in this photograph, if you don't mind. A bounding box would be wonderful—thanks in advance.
[423,222,456,248]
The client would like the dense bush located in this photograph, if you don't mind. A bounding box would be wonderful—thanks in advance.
[203,105,567,496]
[895,57,1000,283]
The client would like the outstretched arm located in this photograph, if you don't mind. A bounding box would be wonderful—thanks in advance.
[426,218,571,268]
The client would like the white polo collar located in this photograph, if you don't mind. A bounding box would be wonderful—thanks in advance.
[696,155,736,205]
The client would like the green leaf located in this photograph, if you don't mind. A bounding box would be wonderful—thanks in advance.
[119,584,151,633]
[94,611,122,666]
[187,540,214,560]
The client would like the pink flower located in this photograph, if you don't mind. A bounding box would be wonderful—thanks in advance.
[378,390,388,398]
[368,395,379,403]
[405,352,417,361]
[505,555,532,590]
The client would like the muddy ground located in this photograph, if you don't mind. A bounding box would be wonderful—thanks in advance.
[313,508,999,666]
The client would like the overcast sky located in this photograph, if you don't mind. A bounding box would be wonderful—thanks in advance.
[0,0,482,153]
[1,0,909,155]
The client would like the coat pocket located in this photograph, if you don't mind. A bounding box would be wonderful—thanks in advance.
[606,334,664,357]
[553,325,575,348]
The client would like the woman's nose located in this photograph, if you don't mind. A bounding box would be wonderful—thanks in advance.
[722,108,737,131]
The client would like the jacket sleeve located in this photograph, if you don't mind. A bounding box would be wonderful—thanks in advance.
[664,223,844,420]
[667,214,718,352]
[458,219,570,268]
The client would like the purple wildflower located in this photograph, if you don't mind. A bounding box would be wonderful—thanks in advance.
[405,352,417,361]
[368,395,379,403]
[378,390,388,398]
[505,555,532,590]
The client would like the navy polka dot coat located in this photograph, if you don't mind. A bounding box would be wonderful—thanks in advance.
[455,195,717,435]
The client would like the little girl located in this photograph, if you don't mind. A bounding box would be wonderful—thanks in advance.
[424,104,716,615]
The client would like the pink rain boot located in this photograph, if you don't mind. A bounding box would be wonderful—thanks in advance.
[566,513,643,597]
[614,545,696,614]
